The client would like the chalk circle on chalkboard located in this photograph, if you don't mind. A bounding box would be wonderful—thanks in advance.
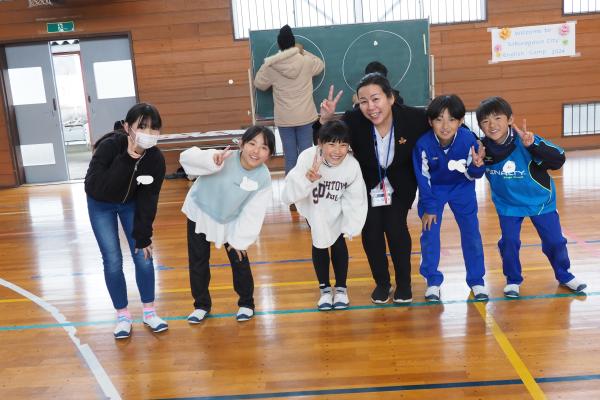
[255,35,327,118]
[341,30,412,93]
[261,35,326,93]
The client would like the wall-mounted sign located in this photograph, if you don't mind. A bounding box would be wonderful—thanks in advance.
[47,21,75,33]
[489,21,577,63]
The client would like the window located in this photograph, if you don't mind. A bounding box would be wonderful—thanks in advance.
[564,0,600,14]
[563,102,600,136]
[464,111,484,139]
[231,0,487,40]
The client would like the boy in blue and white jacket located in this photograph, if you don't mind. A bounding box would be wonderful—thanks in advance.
[476,96,587,298]
[412,95,488,302]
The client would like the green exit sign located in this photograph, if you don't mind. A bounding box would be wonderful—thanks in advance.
[47,21,75,33]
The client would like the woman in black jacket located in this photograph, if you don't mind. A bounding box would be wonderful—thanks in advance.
[316,74,429,304]
[85,103,167,339]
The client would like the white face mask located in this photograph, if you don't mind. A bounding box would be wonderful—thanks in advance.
[135,131,158,149]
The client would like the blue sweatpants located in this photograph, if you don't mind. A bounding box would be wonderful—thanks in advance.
[418,187,485,287]
[498,211,574,285]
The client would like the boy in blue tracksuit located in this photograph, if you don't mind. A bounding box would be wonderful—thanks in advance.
[476,96,587,298]
[413,94,488,302]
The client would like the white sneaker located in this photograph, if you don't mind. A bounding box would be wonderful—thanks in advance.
[333,287,349,309]
[187,309,208,324]
[503,284,520,298]
[113,315,132,339]
[471,285,489,301]
[318,287,333,311]
[236,307,254,322]
[425,285,441,302]
[562,278,587,293]
[143,311,169,333]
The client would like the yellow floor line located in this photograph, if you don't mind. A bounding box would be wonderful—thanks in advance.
[472,300,546,400]
[0,298,30,303]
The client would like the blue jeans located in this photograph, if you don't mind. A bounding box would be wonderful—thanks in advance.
[278,123,314,174]
[87,195,155,310]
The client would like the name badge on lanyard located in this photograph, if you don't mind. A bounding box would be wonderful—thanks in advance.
[370,125,394,207]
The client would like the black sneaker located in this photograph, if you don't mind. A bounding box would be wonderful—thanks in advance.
[371,285,392,304]
[393,287,413,303]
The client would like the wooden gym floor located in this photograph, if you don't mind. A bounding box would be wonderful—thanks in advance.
[0,149,599,400]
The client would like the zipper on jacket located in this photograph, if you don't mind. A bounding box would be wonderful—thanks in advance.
[122,155,144,203]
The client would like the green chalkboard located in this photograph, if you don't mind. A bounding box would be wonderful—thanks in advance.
[250,19,430,121]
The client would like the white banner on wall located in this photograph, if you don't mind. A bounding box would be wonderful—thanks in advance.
[489,21,577,63]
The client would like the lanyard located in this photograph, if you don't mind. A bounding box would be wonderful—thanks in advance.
[372,125,394,189]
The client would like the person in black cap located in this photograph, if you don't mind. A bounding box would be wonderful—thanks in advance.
[277,24,295,50]
[255,24,324,183]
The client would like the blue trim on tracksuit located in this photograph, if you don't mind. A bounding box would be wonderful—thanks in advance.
[483,129,573,284]
[412,127,486,287]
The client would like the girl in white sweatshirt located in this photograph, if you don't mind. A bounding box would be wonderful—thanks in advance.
[179,126,275,323]
[283,121,367,310]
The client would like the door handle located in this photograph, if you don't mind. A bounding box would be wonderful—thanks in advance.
[52,98,57,111]
[87,95,91,103]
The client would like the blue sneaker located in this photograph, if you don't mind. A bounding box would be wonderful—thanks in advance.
[332,287,349,309]
[562,278,587,293]
[503,284,520,298]
[318,287,334,310]
[471,285,489,301]
[113,315,132,339]
[425,286,441,302]
[187,309,208,324]
[236,307,254,322]
[143,311,168,333]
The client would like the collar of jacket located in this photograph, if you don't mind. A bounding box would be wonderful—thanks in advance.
[263,46,300,67]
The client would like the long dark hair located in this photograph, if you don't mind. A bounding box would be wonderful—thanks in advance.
[94,102,162,150]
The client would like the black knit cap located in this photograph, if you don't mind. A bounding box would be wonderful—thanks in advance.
[277,24,295,50]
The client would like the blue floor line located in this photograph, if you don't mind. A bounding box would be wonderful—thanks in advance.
[155,373,600,399]
[1,290,595,332]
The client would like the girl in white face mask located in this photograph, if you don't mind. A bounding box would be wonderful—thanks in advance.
[124,115,161,155]
[85,103,168,340]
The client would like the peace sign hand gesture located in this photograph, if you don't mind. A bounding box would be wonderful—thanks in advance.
[213,145,233,166]
[513,118,535,147]
[319,85,343,124]
[306,149,323,182]
[471,144,485,168]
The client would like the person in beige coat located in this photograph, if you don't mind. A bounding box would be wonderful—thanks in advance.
[254,24,324,176]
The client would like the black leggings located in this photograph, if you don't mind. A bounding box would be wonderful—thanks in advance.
[311,234,348,288]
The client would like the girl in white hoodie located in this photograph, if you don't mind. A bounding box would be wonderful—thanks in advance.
[283,121,367,310]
